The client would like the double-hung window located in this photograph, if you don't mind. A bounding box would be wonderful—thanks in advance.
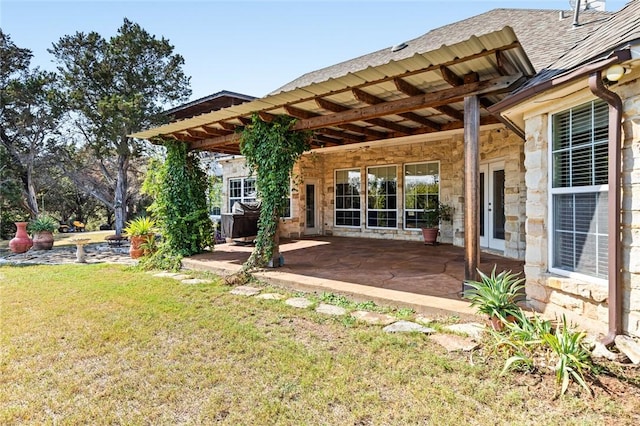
[335,169,361,227]
[367,165,397,228]
[404,162,440,229]
[228,177,257,210]
[550,99,608,280]
[229,177,291,218]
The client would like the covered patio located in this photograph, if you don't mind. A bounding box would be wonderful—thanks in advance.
[183,237,523,314]
[134,26,536,284]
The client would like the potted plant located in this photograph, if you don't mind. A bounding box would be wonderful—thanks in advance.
[28,215,58,250]
[123,216,157,259]
[463,266,525,331]
[421,202,452,245]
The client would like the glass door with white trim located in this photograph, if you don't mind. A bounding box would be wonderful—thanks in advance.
[479,161,505,251]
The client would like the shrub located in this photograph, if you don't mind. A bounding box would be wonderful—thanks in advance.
[464,266,524,321]
[28,215,58,233]
[496,312,593,397]
[123,216,156,236]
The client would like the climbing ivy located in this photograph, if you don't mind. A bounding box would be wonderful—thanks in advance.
[240,114,310,269]
[146,139,213,257]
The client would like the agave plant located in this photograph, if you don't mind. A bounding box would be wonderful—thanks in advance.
[464,266,525,321]
[123,216,157,237]
[28,215,59,233]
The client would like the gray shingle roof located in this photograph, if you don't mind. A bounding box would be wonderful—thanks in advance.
[271,8,610,95]
[517,0,640,91]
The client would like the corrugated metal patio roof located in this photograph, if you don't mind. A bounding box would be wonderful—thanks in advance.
[132,26,533,153]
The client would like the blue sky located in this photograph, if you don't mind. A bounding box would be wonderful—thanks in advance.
[1,0,630,101]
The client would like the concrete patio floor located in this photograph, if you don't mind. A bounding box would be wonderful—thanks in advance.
[182,236,524,318]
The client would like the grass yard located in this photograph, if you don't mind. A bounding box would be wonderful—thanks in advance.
[1,264,639,425]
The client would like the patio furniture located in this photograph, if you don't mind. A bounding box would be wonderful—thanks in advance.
[105,234,128,247]
[221,202,261,242]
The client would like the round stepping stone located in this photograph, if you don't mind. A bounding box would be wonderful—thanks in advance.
[255,293,285,300]
[429,334,479,352]
[285,297,313,309]
[415,315,434,325]
[181,278,212,285]
[383,320,435,334]
[351,311,396,325]
[230,286,262,296]
[444,323,486,340]
[153,272,183,278]
[315,303,347,316]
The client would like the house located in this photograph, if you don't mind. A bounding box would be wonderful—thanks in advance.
[133,1,640,338]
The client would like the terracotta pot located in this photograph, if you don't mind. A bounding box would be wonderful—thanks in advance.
[129,234,152,259]
[489,314,517,331]
[32,231,54,250]
[9,222,33,253]
[421,227,439,245]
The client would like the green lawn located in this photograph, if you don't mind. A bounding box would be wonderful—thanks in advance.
[1,264,638,425]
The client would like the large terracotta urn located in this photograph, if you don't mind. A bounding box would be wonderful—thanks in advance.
[9,222,33,253]
[129,234,152,259]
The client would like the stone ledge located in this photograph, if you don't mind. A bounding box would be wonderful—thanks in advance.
[547,276,608,303]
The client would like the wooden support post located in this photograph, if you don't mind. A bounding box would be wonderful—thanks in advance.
[463,95,480,290]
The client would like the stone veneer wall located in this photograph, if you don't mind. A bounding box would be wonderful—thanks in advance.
[522,74,640,337]
[220,127,526,260]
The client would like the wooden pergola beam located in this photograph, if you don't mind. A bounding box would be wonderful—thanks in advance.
[314,134,344,146]
[189,74,521,150]
[353,88,440,131]
[186,129,210,139]
[440,65,463,86]
[317,128,366,142]
[496,50,519,76]
[316,97,415,135]
[297,74,520,131]
[394,78,464,121]
[201,125,230,136]
[219,121,239,131]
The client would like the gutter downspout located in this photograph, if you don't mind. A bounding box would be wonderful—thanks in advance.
[588,71,623,346]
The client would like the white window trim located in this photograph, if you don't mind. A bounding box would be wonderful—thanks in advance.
[402,160,441,232]
[228,176,257,211]
[334,167,362,228]
[228,176,292,219]
[547,100,608,286]
[366,164,399,230]
[281,181,293,220]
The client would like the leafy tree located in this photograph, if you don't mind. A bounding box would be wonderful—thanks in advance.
[0,30,65,219]
[49,19,191,235]
[0,146,24,238]
[240,114,310,269]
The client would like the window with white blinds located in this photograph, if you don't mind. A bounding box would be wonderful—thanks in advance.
[550,99,608,280]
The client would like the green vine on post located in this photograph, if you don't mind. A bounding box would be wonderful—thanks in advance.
[240,113,311,270]
[145,139,213,258]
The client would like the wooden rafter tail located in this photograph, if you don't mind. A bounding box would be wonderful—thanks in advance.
[317,127,366,142]
[186,129,209,139]
[495,50,519,76]
[314,133,345,146]
[201,125,231,136]
[219,121,238,131]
